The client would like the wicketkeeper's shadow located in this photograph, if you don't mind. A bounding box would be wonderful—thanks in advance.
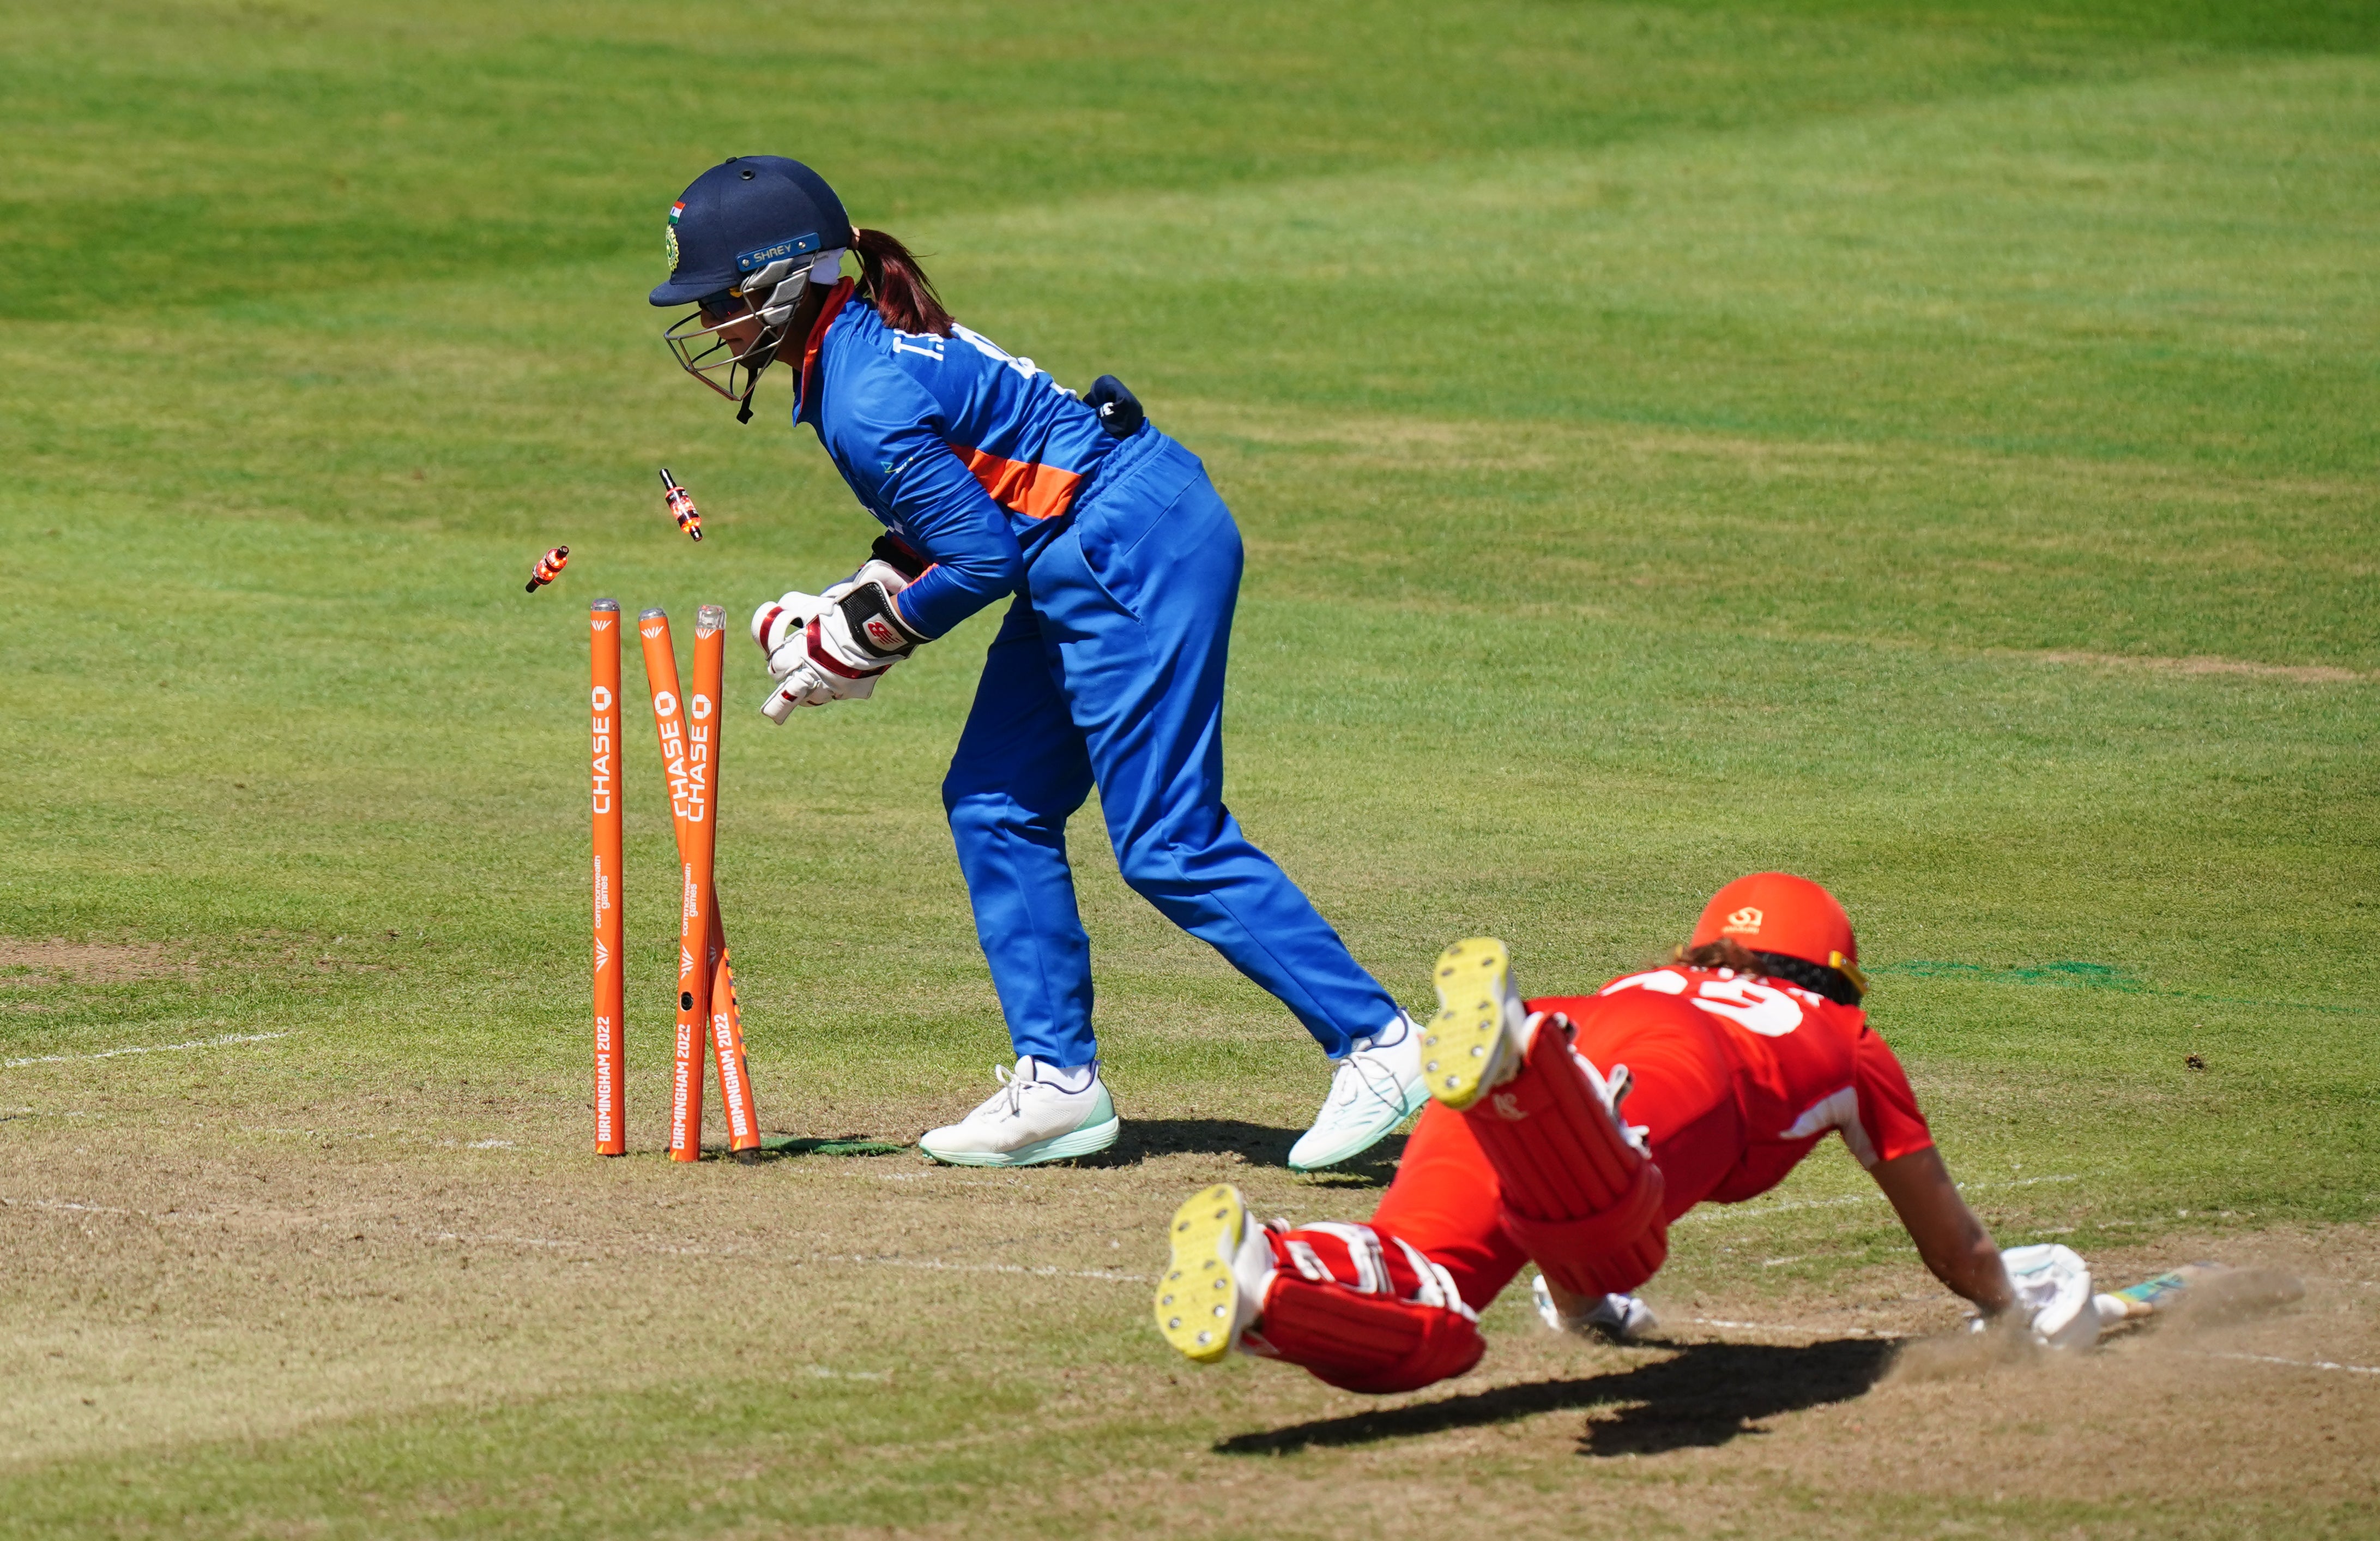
[1101,1118,1408,1183]
[1213,1337,1896,1458]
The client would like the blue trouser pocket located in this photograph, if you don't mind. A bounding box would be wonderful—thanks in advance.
[1071,435,1206,619]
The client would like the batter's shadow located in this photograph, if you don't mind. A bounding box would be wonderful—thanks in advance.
[1100,1118,1406,1183]
[1213,1337,1896,1458]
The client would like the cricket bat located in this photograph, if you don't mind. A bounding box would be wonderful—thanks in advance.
[2094,1261,2305,1328]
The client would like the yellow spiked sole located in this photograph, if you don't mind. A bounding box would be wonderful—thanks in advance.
[1423,937,1518,1112]
[1155,1183,1247,1364]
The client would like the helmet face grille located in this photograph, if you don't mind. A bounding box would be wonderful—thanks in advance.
[661,296,788,407]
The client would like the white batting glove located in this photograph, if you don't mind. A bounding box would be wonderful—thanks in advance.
[1996,1243,2100,1350]
[1533,1274,1657,1342]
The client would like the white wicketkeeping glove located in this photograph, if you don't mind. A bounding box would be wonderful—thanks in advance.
[750,558,916,673]
[819,557,917,613]
[1995,1243,2100,1350]
[752,590,830,673]
[757,561,931,722]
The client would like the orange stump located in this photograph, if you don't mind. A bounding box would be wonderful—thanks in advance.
[691,606,760,1157]
[637,605,758,1161]
[590,599,627,1156]
[638,609,711,1160]
[708,907,761,1157]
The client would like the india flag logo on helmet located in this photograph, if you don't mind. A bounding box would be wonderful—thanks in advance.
[665,200,685,273]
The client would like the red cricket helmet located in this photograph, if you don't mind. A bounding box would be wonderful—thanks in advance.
[1690,872,1866,996]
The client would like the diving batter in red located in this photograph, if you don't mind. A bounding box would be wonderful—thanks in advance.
[1153,874,2103,1392]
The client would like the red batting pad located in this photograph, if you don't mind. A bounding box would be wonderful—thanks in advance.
[1460,1030,1670,1297]
[1254,1278,1485,1395]
[1244,1223,1487,1395]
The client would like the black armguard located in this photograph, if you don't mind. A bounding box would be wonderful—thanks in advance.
[837,582,932,660]
[869,533,931,580]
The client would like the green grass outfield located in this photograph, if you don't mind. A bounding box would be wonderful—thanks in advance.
[1,1,2376,1535]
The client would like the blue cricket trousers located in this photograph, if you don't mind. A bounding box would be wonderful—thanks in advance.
[941,429,1399,1067]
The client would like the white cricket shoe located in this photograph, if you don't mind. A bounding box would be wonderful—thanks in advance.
[1534,1273,1658,1342]
[1155,1183,1276,1363]
[1285,1013,1429,1171]
[918,1058,1120,1167]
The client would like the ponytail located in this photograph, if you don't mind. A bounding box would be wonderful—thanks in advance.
[1672,938,1761,974]
[1670,938,1865,1005]
[850,227,953,338]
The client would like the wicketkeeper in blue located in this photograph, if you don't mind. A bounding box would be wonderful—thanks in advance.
[651,156,1425,1168]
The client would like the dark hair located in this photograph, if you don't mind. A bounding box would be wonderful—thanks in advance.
[851,227,952,337]
[1673,938,1760,974]
[1671,939,1864,1006]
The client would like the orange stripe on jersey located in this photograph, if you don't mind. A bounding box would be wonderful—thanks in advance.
[956,446,1083,521]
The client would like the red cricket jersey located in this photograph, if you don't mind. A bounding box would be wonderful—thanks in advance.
[1535,965,1934,1207]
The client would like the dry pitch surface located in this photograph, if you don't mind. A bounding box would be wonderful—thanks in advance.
[4,1019,2375,1539]
[5,2,2377,1534]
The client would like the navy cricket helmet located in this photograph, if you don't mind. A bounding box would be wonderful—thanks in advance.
[651,156,854,308]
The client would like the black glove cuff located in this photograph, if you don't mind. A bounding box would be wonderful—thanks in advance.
[869,533,931,580]
[837,582,932,660]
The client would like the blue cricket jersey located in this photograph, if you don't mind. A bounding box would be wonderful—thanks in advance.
[792,280,1125,639]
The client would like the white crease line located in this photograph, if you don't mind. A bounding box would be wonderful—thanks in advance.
[1675,1173,2080,1226]
[1675,1191,1876,1224]
[813,1254,1152,1284]
[364,1229,722,1258]
[245,1130,518,1149]
[404,1231,1151,1281]
[3,1203,1156,1286]
[2188,1350,2380,1377]
[3,1032,291,1069]
[4,1197,228,1226]
[9,1206,613,1250]
[1689,1316,1908,1339]
[432,1237,1155,1281]
[1681,1332,2380,1371]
